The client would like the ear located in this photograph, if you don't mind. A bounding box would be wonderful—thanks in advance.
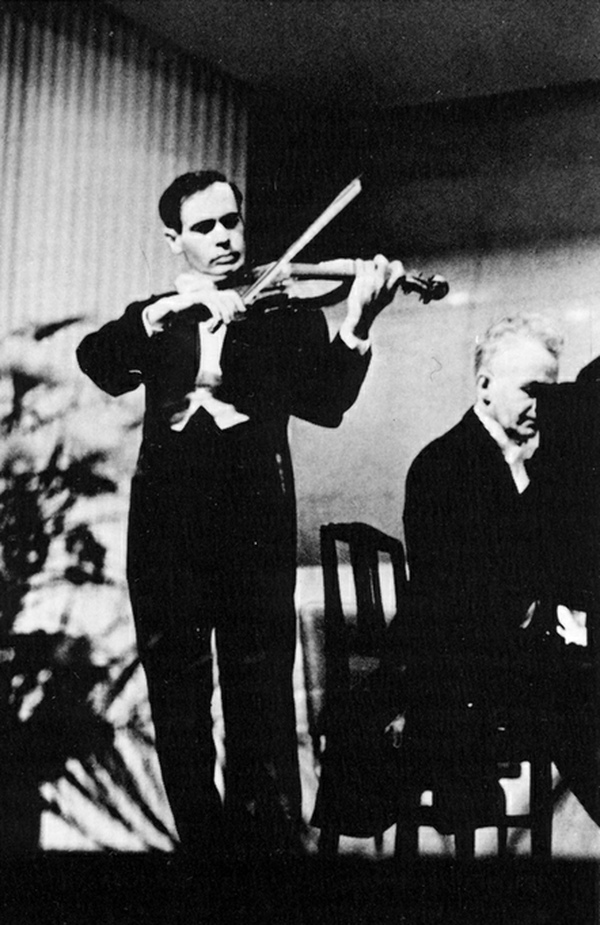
[476,371,491,405]
[163,228,183,255]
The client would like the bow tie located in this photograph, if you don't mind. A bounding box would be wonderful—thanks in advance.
[501,436,538,492]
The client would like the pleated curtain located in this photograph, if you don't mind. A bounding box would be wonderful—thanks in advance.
[0,0,248,335]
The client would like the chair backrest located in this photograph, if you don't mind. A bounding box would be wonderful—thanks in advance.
[298,522,407,760]
[320,521,407,698]
[321,523,406,735]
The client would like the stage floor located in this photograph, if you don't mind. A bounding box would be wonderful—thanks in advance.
[1,853,599,925]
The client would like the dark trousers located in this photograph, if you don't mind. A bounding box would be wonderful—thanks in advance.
[127,424,303,860]
[134,563,302,860]
[312,636,600,838]
[401,644,600,832]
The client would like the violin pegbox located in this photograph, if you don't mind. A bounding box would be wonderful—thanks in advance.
[401,272,450,304]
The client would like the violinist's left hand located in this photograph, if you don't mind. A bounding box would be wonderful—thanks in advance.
[556,604,588,647]
[341,255,405,343]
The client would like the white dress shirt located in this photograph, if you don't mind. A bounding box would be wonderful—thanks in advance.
[474,402,539,493]
[143,269,371,432]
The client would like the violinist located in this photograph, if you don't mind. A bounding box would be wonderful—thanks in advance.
[76,169,404,861]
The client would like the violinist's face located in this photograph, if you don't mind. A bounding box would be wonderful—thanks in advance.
[165,182,245,281]
[476,335,558,443]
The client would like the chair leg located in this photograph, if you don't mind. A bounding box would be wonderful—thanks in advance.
[530,757,553,858]
[318,826,340,857]
[454,826,475,860]
[497,824,508,858]
[394,788,420,861]
[394,814,420,862]
[374,831,384,855]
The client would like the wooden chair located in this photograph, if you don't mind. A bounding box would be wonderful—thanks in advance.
[298,522,407,855]
[394,702,556,861]
[393,589,596,861]
[302,523,559,860]
[299,522,407,760]
[391,609,559,860]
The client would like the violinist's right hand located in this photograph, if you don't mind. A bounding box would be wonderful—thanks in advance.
[143,286,246,335]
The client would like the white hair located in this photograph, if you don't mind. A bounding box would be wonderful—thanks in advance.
[474,313,564,376]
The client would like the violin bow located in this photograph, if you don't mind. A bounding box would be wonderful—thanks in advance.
[241,176,363,307]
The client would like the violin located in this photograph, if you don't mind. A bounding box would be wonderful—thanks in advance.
[165,261,448,329]
[165,176,449,327]
[250,260,448,308]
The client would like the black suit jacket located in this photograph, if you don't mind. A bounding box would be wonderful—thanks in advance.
[402,409,561,660]
[77,297,371,600]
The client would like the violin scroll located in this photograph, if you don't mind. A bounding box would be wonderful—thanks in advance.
[399,273,449,304]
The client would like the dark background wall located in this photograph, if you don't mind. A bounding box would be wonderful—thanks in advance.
[247,81,600,259]
[246,83,600,562]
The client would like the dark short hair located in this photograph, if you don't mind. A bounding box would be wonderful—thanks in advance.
[158,170,244,233]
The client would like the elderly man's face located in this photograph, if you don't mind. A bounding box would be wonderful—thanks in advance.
[166,182,245,280]
[477,335,558,443]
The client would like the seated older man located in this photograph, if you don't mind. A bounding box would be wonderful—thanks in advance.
[388,312,599,832]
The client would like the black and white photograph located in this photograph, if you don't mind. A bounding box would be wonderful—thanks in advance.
[0,1,599,922]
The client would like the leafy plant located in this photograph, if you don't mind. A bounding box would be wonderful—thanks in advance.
[0,318,176,852]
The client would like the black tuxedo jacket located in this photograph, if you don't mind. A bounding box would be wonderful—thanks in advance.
[402,409,565,660]
[77,296,371,600]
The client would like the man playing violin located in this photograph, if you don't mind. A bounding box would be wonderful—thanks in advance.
[77,169,404,861]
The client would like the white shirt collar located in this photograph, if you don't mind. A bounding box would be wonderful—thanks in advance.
[174,270,213,294]
[474,402,539,492]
